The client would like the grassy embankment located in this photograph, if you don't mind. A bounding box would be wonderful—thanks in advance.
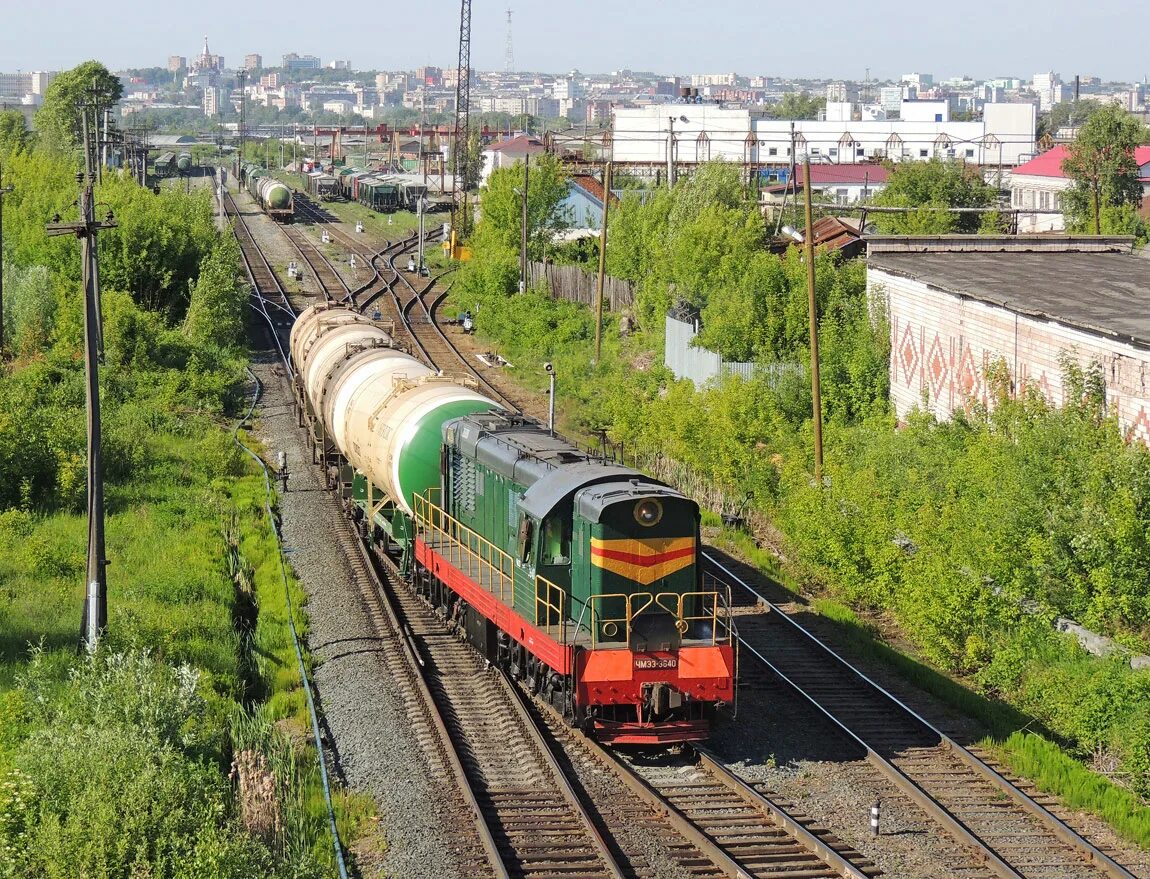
[0,154,371,876]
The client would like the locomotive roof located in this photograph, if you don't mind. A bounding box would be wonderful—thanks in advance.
[448,411,682,521]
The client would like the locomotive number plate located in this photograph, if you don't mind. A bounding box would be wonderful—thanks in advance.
[634,657,678,670]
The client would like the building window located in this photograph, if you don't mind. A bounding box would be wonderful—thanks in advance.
[1053,193,1061,210]
[829,147,838,157]
[768,147,778,156]
[965,148,975,158]
[835,187,850,205]
[857,147,865,157]
[919,149,928,157]
[811,147,821,156]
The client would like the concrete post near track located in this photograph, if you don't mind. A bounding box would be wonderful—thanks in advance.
[46,121,117,653]
[0,164,13,357]
[803,156,824,484]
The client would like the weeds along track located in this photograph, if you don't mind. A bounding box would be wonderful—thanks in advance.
[366,548,625,879]
[704,552,1139,879]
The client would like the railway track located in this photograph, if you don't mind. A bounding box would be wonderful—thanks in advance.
[292,192,521,411]
[367,547,624,878]
[281,222,352,302]
[527,690,881,879]
[221,187,295,368]
[292,195,413,310]
[704,551,1140,879]
[386,248,522,411]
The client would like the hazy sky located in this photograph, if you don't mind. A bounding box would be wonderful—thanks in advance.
[1,0,1145,83]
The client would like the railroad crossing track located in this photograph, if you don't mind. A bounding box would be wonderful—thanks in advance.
[524,686,879,879]
[704,552,1140,879]
[291,195,412,311]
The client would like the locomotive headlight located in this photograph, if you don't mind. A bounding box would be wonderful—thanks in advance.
[634,498,663,527]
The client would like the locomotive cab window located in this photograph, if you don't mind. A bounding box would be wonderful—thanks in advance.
[542,515,571,565]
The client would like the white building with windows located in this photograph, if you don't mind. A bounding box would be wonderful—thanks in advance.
[1008,145,1150,232]
[610,102,1036,171]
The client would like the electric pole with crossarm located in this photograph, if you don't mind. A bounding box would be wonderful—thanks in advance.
[46,107,116,652]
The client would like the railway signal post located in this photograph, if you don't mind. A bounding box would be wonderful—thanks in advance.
[46,150,116,652]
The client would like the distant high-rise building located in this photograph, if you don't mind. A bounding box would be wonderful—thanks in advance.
[203,86,227,116]
[690,73,737,88]
[168,55,186,73]
[282,53,321,71]
[417,66,443,87]
[826,81,858,103]
[1032,71,1062,111]
[0,70,56,100]
[245,54,262,70]
[901,72,933,90]
[328,60,351,71]
[879,86,903,115]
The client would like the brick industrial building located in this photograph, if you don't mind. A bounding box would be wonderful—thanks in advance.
[867,237,1150,442]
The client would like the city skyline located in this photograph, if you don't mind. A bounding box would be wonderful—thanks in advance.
[1,0,1147,83]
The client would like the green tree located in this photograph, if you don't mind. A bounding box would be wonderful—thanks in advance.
[1061,105,1148,235]
[35,60,123,154]
[871,159,998,234]
[473,152,570,263]
[771,92,826,120]
[1037,99,1104,140]
[0,110,29,160]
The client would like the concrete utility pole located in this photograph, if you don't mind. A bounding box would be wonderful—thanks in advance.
[46,125,116,652]
[519,154,529,292]
[0,164,12,356]
[593,161,612,363]
[803,157,824,483]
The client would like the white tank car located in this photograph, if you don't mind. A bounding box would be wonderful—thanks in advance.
[290,303,498,515]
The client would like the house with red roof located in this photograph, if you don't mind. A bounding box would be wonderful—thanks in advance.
[760,163,890,220]
[479,134,546,187]
[1009,144,1150,232]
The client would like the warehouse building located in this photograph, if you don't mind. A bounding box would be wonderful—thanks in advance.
[867,236,1150,442]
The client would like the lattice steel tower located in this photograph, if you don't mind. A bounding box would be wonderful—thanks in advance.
[504,7,514,74]
[452,0,473,230]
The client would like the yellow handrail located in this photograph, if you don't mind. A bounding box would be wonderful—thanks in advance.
[589,587,735,648]
[412,492,517,606]
[534,574,566,637]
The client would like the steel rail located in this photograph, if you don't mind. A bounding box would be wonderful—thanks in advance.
[229,179,510,879]
[349,524,511,879]
[369,545,622,878]
[703,550,1137,879]
[387,250,520,412]
[500,672,626,879]
[525,685,873,879]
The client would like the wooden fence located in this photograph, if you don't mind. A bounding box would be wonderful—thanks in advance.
[526,261,635,312]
